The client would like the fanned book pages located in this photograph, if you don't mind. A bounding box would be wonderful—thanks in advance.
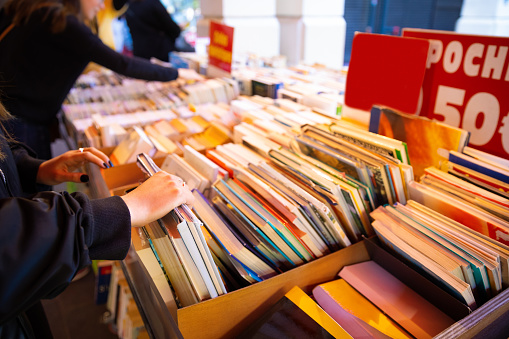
[131,227,178,317]
[408,181,509,247]
[191,189,276,281]
[370,214,477,310]
[136,153,225,302]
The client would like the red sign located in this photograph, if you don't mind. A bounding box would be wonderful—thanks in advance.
[209,21,234,73]
[403,28,509,160]
[345,33,429,114]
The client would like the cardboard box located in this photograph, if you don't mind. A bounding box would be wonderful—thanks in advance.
[176,237,470,338]
[91,156,508,339]
[87,147,167,198]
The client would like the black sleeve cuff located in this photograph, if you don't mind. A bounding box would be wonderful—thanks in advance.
[15,150,44,193]
[88,196,132,260]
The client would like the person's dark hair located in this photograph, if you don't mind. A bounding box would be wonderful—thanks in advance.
[4,0,82,33]
[0,101,14,160]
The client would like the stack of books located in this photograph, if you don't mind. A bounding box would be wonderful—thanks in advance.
[74,62,509,337]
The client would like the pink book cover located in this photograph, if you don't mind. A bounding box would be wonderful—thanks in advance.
[339,261,455,338]
[313,283,393,339]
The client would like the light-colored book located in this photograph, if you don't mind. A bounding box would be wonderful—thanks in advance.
[161,154,210,192]
[145,222,199,307]
[110,126,155,165]
[131,227,178,318]
[183,145,219,184]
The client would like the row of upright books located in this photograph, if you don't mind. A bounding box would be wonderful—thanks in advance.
[72,68,509,337]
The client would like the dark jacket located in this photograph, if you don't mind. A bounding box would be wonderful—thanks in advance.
[0,128,132,338]
[126,0,181,62]
[0,7,179,126]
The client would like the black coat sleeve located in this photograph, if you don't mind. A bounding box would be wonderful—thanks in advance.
[0,192,131,325]
[9,142,44,194]
[55,15,179,81]
[151,0,181,40]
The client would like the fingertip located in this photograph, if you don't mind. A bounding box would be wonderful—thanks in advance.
[80,174,89,183]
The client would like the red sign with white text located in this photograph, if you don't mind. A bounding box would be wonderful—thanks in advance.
[209,21,234,73]
[403,28,509,160]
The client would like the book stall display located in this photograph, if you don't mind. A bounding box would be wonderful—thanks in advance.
[64,29,509,339]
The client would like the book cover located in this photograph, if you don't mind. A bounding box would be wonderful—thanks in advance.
[93,260,113,305]
[408,181,509,246]
[239,286,351,338]
[313,279,410,339]
[339,260,456,338]
[369,106,470,178]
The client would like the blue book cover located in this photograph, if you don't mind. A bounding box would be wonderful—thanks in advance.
[94,261,113,305]
[449,152,509,184]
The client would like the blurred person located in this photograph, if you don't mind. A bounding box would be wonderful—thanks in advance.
[125,0,183,62]
[96,0,129,50]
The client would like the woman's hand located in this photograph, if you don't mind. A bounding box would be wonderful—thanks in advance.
[121,171,195,227]
[36,147,111,185]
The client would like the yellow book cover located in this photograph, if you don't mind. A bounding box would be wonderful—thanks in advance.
[314,279,412,339]
[170,118,189,134]
[191,115,211,129]
[285,286,352,338]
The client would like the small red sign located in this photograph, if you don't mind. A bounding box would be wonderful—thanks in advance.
[345,33,429,114]
[403,28,509,160]
[209,21,234,73]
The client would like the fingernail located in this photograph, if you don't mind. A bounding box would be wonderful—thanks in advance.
[109,160,114,167]
[103,162,109,169]
[80,174,89,183]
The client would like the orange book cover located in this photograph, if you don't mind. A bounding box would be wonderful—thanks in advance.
[205,149,234,178]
